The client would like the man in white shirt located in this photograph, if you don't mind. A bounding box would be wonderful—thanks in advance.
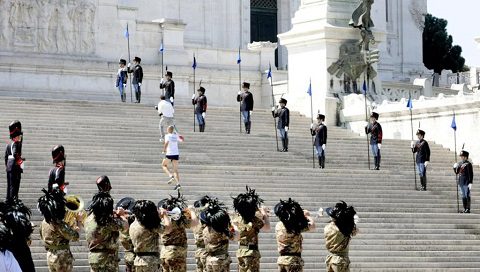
[162,126,181,190]
[156,95,175,142]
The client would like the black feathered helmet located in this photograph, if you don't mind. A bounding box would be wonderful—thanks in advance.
[0,221,12,252]
[133,200,160,230]
[38,188,66,223]
[233,186,263,223]
[158,191,188,224]
[274,198,309,234]
[200,197,231,236]
[0,199,33,240]
[326,200,357,237]
[89,192,114,226]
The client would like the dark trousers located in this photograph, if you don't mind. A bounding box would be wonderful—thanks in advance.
[133,84,141,102]
[6,171,21,202]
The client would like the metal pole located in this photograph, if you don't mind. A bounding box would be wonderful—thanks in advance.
[239,56,242,134]
[269,66,279,151]
[193,53,196,133]
[126,23,132,103]
[364,69,371,170]
[454,127,459,212]
[409,91,417,190]
[310,89,315,169]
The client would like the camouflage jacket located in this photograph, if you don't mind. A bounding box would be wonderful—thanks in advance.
[203,226,230,256]
[275,221,307,265]
[160,217,191,247]
[40,220,79,250]
[324,221,352,266]
[231,214,264,257]
[85,213,124,261]
[129,219,164,253]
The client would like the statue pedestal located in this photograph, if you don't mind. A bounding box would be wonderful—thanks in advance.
[278,0,385,125]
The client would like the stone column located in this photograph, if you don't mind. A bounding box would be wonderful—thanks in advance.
[248,42,278,107]
[278,0,385,126]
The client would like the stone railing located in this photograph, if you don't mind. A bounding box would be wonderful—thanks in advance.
[381,82,423,101]
[447,72,471,85]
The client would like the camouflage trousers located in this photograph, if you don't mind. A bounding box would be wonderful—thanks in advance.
[277,256,304,272]
[134,255,161,272]
[326,263,350,272]
[88,251,119,272]
[89,263,119,272]
[206,254,231,272]
[278,264,303,272]
[135,264,161,272]
[196,255,207,272]
[326,254,350,272]
[161,257,187,272]
[124,251,135,272]
[47,249,74,272]
[238,256,260,272]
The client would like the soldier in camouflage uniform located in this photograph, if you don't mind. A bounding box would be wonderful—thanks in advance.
[201,197,235,272]
[231,186,270,272]
[274,198,316,272]
[324,201,358,272]
[85,192,128,272]
[190,196,212,272]
[116,197,136,272]
[130,199,170,272]
[38,188,80,272]
[158,193,192,272]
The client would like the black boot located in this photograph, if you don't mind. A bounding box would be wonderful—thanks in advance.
[321,156,325,169]
[138,91,141,103]
[461,197,468,213]
[466,197,471,213]
[122,93,126,102]
[244,122,248,134]
[201,124,205,132]
[247,121,251,134]
[420,176,427,191]
[280,139,286,152]
[135,92,139,103]
[373,157,377,170]
[284,137,288,152]
[376,155,381,170]
[318,156,322,167]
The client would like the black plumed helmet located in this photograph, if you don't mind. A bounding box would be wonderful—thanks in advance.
[96,176,112,193]
[8,120,22,139]
[51,145,65,163]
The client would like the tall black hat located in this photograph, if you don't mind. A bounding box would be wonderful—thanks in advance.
[242,82,250,89]
[370,112,379,120]
[198,87,206,93]
[279,98,287,105]
[119,59,127,65]
[165,71,173,77]
[9,120,22,139]
[460,150,469,158]
[317,114,325,120]
[51,145,65,163]
[96,175,112,193]
[116,197,136,211]
[133,56,141,63]
[416,129,425,136]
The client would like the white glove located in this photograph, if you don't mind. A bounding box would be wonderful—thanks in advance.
[160,78,165,84]
[192,94,196,100]
[249,111,252,116]
[202,112,206,118]
[123,84,127,88]
[310,123,314,129]
[170,97,174,103]
[127,63,131,68]
[284,126,289,132]
[271,107,275,112]
[468,184,472,190]
[424,161,429,167]
[322,144,326,150]
[410,141,415,148]
[453,163,459,168]
[377,143,381,150]
[138,82,142,87]
[237,91,241,95]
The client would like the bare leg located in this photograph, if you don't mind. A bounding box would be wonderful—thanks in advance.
[162,159,172,177]
[172,160,180,183]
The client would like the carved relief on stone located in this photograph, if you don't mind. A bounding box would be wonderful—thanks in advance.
[0,0,96,55]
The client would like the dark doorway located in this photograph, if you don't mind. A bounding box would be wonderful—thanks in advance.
[250,0,278,66]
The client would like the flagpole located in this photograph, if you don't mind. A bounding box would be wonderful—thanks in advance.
[453,112,459,212]
[126,23,133,103]
[193,53,196,132]
[364,69,371,170]
[408,91,417,190]
[238,47,242,134]
[310,79,315,169]
[269,64,279,151]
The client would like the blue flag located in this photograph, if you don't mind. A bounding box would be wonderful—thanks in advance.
[124,24,129,39]
[159,42,164,52]
[307,79,312,96]
[451,114,457,131]
[267,64,272,79]
[362,81,367,94]
[236,48,241,64]
[192,56,197,69]
[406,95,412,109]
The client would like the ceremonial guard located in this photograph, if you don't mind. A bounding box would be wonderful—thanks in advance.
[272,98,290,152]
[115,59,128,102]
[5,120,24,203]
[130,200,170,272]
[191,196,211,272]
[116,197,136,272]
[158,193,192,272]
[48,145,68,193]
[192,87,208,132]
[324,201,358,272]
[231,187,270,272]
[96,175,112,193]
[311,114,328,168]
[201,197,235,272]
[0,199,35,272]
[411,129,430,191]
[453,150,474,213]
[237,82,254,134]
[0,220,22,271]
[274,198,315,272]
[38,188,79,272]
[85,192,128,272]
[365,112,383,170]
[128,56,144,103]
[160,71,175,105]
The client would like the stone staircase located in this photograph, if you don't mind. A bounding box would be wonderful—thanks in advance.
[0,96,479,271]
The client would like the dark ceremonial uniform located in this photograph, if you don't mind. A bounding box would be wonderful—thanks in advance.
[160,72,175,104]
[412,137,430,191]
[160,215,191,272]
[365,119,382,170]
[193,90,208,132]
[129,219,164,272]
[311,121,327,168]
[273,104,290,152]
[275,221,308,272]
[5,141,23,202]
[48,167,65,192]
[85,214,124,272]
[203,226,232,272]
[128,58,143,103]
[116,59,128,102]
[454,154,474,213]
[237,88,254,134]
[40,220,79,272]
[231,214,264,272]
